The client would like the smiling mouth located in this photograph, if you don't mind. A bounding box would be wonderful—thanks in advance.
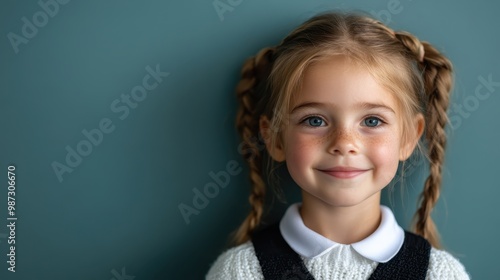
[318,169,368,179]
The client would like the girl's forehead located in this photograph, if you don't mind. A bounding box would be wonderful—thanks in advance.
[291,56,399,112]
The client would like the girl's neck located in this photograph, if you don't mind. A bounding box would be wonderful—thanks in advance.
[299,192,382,245]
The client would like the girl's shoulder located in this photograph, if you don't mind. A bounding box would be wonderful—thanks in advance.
[427,248,470,279]
[205,241,262,280]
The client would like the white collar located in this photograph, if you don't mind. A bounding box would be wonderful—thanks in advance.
[279,203,404,263]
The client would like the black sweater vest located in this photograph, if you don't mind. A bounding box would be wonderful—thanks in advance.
[251,223,430,280]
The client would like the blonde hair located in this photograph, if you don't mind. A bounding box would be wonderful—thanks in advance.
[232,11,453,248]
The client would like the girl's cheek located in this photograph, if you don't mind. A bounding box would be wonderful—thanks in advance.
[366,135,401,170]
[285,133,318,161]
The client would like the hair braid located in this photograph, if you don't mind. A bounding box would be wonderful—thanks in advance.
[396,32,453,248]
[231,47,275,245]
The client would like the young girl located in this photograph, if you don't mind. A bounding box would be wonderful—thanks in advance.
[206,11,469,279]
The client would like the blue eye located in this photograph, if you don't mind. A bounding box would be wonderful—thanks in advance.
[364,117,381,127]
[306,116,325,127]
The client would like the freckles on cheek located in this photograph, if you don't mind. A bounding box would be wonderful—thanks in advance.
[285,133,319,163]
[286,136,306,158]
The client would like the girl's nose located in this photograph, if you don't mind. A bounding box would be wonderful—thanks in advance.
[327,128,359,156]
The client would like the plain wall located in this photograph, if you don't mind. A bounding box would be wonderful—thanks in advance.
[1,0,498,279]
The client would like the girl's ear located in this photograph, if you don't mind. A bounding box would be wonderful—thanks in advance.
[259,115,286,162]
[399,113,425,161]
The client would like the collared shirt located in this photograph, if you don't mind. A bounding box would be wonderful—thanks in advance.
[279,203,404,263]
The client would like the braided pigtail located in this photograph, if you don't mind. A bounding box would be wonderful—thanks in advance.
[396,32,453,248]
[231,47,275,245]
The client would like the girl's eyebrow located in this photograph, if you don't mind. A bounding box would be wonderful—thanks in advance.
[290,101,396,114]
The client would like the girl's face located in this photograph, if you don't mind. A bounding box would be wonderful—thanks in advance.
[281,56,410,209]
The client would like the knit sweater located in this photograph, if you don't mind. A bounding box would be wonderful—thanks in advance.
[206,204,469,279]
[205,240,470,279]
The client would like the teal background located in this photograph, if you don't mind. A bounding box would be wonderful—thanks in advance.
[1,0,498,279]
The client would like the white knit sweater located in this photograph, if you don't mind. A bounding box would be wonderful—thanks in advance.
[207,203,470,279]
[205,240,470,279]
